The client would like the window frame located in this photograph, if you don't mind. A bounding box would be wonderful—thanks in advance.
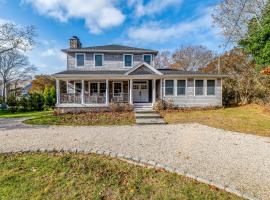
[177,79,187,96]
[164,79,174,97]
[206,79,216,96]
[123,54,133,68]
[194,79,204,96]
[112,81,123,97]
[143,54,152,65]
[94,53,104,67]
[89,81,106,95]
[75,53,85,68]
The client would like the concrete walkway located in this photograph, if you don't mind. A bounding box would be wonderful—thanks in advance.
[1,119,270,199]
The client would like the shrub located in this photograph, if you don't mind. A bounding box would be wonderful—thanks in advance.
[153,99,174,111]
[109,102,133,112]
[18,96,28,112]
[7,95,17,113]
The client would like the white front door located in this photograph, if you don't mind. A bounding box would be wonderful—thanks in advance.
[133,81,149,103]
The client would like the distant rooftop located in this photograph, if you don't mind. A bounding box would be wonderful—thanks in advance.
[62,44,158,54]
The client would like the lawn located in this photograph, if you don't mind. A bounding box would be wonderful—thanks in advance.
[0,153,242,200]
[25,111,135,126]
[0,110,52,118]
[161,104,270,137]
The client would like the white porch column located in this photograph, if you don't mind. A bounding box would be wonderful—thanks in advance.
[81,80,84,104]
[56,79,60,104]
[160,79,163,100]
[106,79,109,105]
[129,79,133,104]
[152,79,156,104]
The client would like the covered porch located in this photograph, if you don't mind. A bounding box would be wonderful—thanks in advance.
[55,79,161,107]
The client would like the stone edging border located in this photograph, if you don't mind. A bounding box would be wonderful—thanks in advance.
[2,147,260,200]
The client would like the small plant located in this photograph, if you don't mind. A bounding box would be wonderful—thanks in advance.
[7,95,17,113]
[18,96,28,112]
[109,102,133,112]
[154,99,174,111]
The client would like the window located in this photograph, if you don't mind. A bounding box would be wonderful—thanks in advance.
[143,54,152,65]
[124,54,133,67]
[195,80,204,96]
[75,82,82,94]
[113,82,123,96]
[76,54,85,67]
[95,54,103,67]
[90,82,106,95]
[177,80,186,95]
[165,80,174,96]
[207,80,215,95]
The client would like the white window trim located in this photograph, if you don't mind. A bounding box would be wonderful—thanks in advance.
[143,54,152,65]
[123,54,133,68]
[176,79,187,96]
[206,79,216,96]
[94,53,104,67]
[112,81,123,97]
[75,53,85,68]
[194,79,205,96]
[89,81,106,94]
[164,79,175,97]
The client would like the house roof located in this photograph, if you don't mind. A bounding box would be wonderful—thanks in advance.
[55,70,128,75]
[157,68,227,77]
[62,44,158,54]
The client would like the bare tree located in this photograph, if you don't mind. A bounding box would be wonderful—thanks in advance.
[154,51,172,68]
[0,23,35,54]
[171,45,215,71]
[0,50,36,101]
[213,0,267,44]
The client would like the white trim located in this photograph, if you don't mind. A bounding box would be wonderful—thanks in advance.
[125,62,163,75]
[94,53,104,67]
[143,54,152,65]
[123,54,133,68]
[206,79,216,96]
[176,78,187,96]
[112,81,123,97]
[164,79,174,97]
[194,79,205,96]
[75,53,85,68]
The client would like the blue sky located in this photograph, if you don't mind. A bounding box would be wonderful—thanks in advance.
[0,0,224,74]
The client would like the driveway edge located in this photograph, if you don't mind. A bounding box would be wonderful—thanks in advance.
[1,147,259,200]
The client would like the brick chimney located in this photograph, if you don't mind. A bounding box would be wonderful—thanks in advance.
[69,36,81,49]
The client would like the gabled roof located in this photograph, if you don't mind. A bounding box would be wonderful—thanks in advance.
[62,44,158,54]
[125,63,163,75]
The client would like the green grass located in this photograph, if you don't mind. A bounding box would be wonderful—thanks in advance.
[0,110,52,119]
[25,112,135,126]
[161,104,270,137]
[0,153,242,200]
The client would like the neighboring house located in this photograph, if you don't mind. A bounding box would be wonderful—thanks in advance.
[54,36,226,112]
[7,80,32,97]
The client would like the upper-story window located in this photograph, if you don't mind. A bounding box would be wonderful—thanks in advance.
[76,53,85,67]
[143,54,152,65]
[124,54,133,67]
[95,54,103,67]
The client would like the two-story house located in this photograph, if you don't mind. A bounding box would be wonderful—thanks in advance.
[54,36,226,112]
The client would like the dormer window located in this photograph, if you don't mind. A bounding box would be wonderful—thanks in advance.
[95,54,103,67]
[76,53,85,67]
[143,54,152,65]
[124,54,133,67]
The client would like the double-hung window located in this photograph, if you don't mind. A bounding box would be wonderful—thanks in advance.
[124,54,133,67]
[76,53,85,67]
[90,82,106,95]
[113,82,123,97]
[95,54,103,67]
[165,80,174,96]
[207,80,216,95]
[177,80,186,95]
[195,80,204,96]
[143,54,152,65]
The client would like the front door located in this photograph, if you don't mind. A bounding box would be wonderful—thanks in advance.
[133,81,149,103]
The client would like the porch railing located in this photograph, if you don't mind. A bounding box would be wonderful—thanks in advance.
[84,93,106,104]
[60,93,81,104]
[110,93,129,103]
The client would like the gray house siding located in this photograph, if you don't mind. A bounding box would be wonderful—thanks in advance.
[162,78,222,107]
[67,52,153,70]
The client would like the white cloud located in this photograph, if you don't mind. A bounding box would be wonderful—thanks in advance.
[129,0,182,17]
[126,7,222,47]
[22,0,126,34]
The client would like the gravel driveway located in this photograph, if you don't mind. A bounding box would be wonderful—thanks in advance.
[1,119,270,199]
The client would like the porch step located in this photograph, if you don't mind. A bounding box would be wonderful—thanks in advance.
[134,110,166,125]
